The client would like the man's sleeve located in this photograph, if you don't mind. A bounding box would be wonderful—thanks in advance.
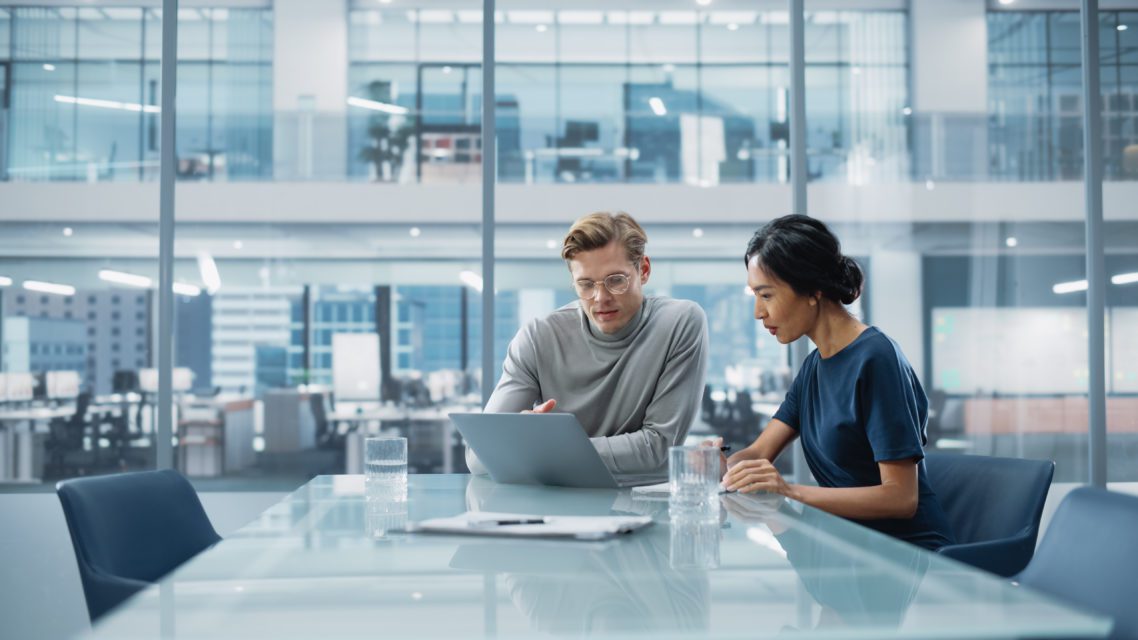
[591,304,709,474]
[465,323,543,475]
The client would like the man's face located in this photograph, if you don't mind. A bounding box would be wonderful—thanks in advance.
[568,241,651,334]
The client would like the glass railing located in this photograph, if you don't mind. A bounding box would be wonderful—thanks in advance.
[2,108,1135,184]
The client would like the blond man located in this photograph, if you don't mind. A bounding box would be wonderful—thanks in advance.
[467,212,709,476]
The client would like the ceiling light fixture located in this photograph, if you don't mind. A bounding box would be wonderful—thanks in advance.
[459,270,483,293]
[55,94,159,113]
[197,252,222,294]
[173,282,202,297]
[23,280,76,296]
[1052,279,1088,295]
[98,269,152,288]
[346,96,409,115]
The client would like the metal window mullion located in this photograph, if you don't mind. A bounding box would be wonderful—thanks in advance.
[481,0,495,406]
[156,0,178,470]
[789,0,807,215]
[1080,0,1107,488]
[788,0,810,485]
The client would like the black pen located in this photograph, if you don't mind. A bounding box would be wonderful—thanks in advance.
[468,518,547,527]
[720,445,732,453]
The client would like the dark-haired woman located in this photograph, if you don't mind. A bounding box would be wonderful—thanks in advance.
[712,214,954,551]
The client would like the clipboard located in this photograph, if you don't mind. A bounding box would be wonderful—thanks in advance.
[407,511,654,541]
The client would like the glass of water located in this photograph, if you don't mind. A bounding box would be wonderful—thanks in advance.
[365,436,408,502]
[669,445,720,514]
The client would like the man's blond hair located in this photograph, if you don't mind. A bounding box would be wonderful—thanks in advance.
[561,212,647,264]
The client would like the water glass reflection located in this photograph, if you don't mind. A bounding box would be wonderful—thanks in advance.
[669,514,722,571]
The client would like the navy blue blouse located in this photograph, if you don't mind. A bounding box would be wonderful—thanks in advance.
[773,327,955,550]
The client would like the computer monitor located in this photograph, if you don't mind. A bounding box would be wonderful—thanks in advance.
[112,370,139,393]
[5,373,35,401]
[46,371,81,400]
[332,333,381,402]
[139,368,194,393]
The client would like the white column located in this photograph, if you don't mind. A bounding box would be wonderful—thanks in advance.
[910,0,988,180]
[869,250,924,381]
[273,0,349,180]
[911,0,988,114]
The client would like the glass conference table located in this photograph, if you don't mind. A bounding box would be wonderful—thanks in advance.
[86,475,1110,639]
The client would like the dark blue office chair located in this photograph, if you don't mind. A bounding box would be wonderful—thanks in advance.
[924,452,1053,576]
[57,469,221,622]
[1017,487,1138,639]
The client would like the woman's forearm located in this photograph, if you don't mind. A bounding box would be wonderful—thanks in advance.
[786,482,918,521]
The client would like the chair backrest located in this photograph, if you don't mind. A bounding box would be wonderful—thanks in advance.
[1017,487,1138,639]
[924,452,1053,544]
[57,469,221,621]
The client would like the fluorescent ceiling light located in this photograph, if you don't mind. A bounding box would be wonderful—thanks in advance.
[197,252,222,294]
[43,63,55,71]
[649,97,667,116]
[1005,237,1018,248]
[761,12,789,25]
[1111,272,1138,285]
[608,11,654,25]
[173,282,202,297]
[23,280,76,296]
[1052,279,1088,294]
[998,0,1015,5]
[55,95,160,114]
[346,96,409,115]
[99,269,152,288]
[409,227,421,237]
[459,270,483,293]
[660,12,699,25]
[696,0,712,6]
[1119,24,1129,32]
[417,10,454,24]
[558,11,603,25]
[707,11,757,25]
[507,11,553,24]
[456,10,482,23]
[0,276,12,287]
[692,228,704,238]
[535,24,547,32]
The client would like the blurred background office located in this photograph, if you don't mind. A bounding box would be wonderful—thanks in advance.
[0,0,1136,489]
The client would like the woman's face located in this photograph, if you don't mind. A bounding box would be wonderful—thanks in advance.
[747,255,819,344]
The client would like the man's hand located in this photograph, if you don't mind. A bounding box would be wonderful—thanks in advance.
[523,399,557,414]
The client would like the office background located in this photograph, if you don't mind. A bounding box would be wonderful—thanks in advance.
[1,0,1136,634]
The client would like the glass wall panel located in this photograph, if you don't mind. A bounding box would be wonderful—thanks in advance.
[494,1,795,464]
[1,7,159,488]
[172,1,482,486]
[3,6,270,183]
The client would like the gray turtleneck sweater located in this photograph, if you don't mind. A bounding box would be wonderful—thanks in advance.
[466,296,709,475]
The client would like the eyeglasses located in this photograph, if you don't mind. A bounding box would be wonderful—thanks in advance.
[574,273,633,299]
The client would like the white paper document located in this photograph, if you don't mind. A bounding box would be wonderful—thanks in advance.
[630,482,735,500]
[409,511,653,540]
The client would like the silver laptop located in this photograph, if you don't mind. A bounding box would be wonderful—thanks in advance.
[450,413,665,489]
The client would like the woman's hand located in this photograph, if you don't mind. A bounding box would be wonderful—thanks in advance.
[723,458,795,498]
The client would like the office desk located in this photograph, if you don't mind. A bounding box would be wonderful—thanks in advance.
[0,405,75,482]
[85,475,1110,639]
